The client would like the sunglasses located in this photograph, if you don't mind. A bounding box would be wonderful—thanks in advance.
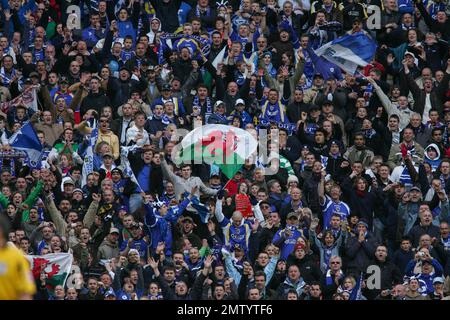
[331,261,341,265]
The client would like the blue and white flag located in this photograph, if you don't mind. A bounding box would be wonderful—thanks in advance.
[349,273,364,300]
[8,122,43,168]
[314,33,377,75]
[81,127,98,187]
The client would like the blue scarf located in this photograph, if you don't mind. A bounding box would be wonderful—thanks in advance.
[0,67,16,86]
[193,95,213,114]
[364,128,376,139]
[195,5,211,17]
[400,166,412,186]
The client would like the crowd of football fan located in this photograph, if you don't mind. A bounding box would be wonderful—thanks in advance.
[0,0,450,300]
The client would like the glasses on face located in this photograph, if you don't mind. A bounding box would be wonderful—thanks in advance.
[330,261,340,265]
[100,119,108,123]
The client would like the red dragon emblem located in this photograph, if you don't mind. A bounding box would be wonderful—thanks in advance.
[198,130,239,163]
[31,257,61,289]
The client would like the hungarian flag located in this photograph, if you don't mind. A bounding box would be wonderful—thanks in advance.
[26,253,73,292]
[174,125,258,179]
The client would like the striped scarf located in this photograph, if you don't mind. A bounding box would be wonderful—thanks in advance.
[195,5,211,17]
[193,95,213,114]
[0,67,16,86]
[399,166,412,186]
[279,155,295,175]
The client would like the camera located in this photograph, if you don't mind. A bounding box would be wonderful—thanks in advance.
[355,77,368,85]
[418,251,425,258]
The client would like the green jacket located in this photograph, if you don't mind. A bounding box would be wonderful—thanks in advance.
[0,180,44,223]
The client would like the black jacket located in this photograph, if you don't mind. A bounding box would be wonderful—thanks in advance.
[80,91,111,116]
[363,259,403,300]
[286,254,321,284]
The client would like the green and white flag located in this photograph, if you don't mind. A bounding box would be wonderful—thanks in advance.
[174,125,258,179]
[26,253,73,292]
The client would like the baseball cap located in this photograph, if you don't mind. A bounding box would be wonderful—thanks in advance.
[235,99,245,106]
[433,277,444,284]
[63,178,75,185]
[147,65,156,72]
[24,78,33,84]
[72,188,83,194]
[181,216,194,223]
[103,152,113,158]
[111,168,123,175]
[294,242,306,252]
[232,243,244,251]
[287,212,299,219]
[214,100,225,108]
[259,200,271,207]
[313,73,324,79]
[119,65,130,73]
[110,227,120,234]
[309,104,321,112]
[29,71,39,78]
[410,186,421,193]
[404,51,416,59]
[322,99,334,106]
[162,83,172,91]
[357,220,369,228]
[287,175,299,184]
[128,249,140,256]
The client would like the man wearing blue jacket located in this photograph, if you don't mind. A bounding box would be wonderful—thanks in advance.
[273,212,308,260]
[405,248,444,294]
[82,13,105,49]
[143,187,196,257]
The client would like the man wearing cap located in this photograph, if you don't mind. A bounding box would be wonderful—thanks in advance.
[229,98,253,127]
[144,65,161,103]
[344,219,379,276]
[273,212,308,260]
[105,64,148,108]
[99,152,117,180]
[143,187,196,256]
[207,100,228,125]
[428,277,446,299]
[405,248,444,294]
[51,76,74,107]
[119,221,149,261]
[97,227,120,261]
[151,83,186,116]
[78,115,120,159]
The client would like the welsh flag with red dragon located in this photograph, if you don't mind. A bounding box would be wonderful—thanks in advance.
[26,253,73,292]
[175,125,258,179]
